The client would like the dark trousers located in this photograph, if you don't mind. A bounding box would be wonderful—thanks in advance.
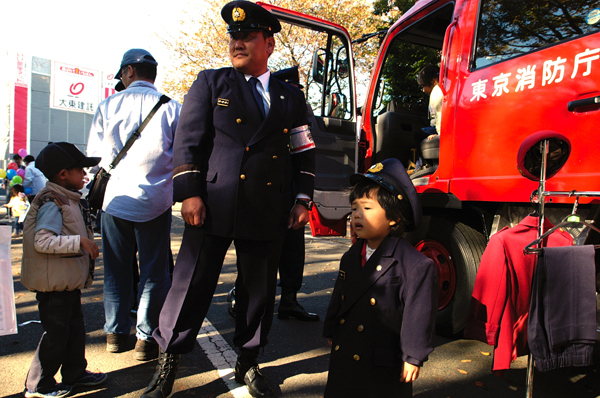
[153,226,282,354]
[278,226,305,292]
[25,290,87,392]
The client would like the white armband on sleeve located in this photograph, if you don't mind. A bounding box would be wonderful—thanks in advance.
[289,125,315,154]
[34,229,81,254]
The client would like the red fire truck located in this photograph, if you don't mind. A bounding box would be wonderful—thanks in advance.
[260,0,600,335]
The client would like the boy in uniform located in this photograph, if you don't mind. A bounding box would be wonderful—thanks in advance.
[323,158,438,397]
[21,142,106,397]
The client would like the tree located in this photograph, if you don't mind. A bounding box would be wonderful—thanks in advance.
[159,0,385,102]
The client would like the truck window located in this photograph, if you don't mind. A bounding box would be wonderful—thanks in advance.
[307,34,353,120]
[370,3,453,166]
[474,0,600,69]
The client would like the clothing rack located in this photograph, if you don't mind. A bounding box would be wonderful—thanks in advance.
[523,139,600,398]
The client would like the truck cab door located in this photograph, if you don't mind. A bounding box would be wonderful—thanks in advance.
[259,3,357,235]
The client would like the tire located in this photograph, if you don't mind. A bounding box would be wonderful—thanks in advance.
[406,216,486,336]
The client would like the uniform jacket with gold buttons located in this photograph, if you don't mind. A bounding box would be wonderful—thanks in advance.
[172,67,315,240]
[323,236,438,397]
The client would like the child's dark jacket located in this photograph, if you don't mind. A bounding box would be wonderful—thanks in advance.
[323,236,438,397]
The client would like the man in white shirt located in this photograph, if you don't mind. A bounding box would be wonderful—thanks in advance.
[87,49,181,362]
[23,155,47,197]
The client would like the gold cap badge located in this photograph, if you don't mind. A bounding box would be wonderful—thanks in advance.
[232,7,246,22]
[368,163,383,173]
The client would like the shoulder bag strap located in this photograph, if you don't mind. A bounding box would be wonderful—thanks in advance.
[108,94,171,170]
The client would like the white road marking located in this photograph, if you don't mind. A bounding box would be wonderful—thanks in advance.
[197,319,251,398]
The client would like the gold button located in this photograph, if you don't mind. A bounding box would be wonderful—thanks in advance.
[353,354,360,361]
[283,128,289,133]
[341,295,345,301]
[272,155,277,159]
[358,325,364,332]
[240,174,246,180]
[267,182,272,186]
[236,118,242,124]
[370,298,376,305]
[334,345,340,351]
[246,147,250,152]
[339,318,345,325]
[376,265,382,271]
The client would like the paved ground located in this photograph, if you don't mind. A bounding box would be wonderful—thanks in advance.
[1,205,599,398]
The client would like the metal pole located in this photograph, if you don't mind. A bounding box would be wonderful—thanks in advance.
[526,140,548,398]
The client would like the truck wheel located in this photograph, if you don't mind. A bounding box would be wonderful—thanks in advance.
[407,216,486,336]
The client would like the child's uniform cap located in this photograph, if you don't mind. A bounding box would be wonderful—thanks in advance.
[350,158,422,231]
[36,142,100,178]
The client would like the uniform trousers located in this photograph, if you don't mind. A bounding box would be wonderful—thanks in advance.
[278,226,305,292]
[153,226,283,354]
[25,290,87,392]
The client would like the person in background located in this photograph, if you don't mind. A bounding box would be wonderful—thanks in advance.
[87,48,181,362]
[4,184,28,237]
[20,142,106,398]
[272,66,319,322]
[23,155,47,199]
[417,65,442,140]
[323,158,438,398]
[13,153,26,170]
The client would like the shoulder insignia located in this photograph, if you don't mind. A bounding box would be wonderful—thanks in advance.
[217,98,229,107]
[338,270,346,280]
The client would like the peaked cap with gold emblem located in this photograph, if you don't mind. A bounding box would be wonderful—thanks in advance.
[350,158,422,231]
[221,1,281,34]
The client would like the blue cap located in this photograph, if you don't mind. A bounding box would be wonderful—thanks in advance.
[115,49,158,80]
[221,1,281,34]
[350,158,422,231]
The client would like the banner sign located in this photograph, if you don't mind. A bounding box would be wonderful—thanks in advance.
[51,62,101,114]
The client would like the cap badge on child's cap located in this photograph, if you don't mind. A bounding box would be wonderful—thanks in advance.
[369,163,384,173]
[233,7,246,22]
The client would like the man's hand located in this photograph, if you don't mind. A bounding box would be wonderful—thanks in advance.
[288,204,310,230]
[182,196,206,227]
[80,237,99,259]
[400,362,420,383]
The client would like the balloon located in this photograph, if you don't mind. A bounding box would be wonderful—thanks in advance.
[16,169,25,178]
[7,162,17,170]
[0,169,6,179]
[18,148,28,158]
[6,169,16,180]
[12,176,22,184]
[24,187,32,195]
[9,180,15,188]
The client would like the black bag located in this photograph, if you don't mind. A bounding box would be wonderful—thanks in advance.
[87,167,111,211]
[86,94,170,212]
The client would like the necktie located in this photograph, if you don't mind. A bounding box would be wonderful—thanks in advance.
[249,77,266,120]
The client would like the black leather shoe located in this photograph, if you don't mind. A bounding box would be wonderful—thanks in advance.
[235,365,274,398]
[278,289,319,322]
[141,349,180,398]
[278,302,320,321]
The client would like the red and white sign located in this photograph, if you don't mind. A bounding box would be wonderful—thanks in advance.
[51,62,101,114]
[103,73,119,99]
[13,53,30,153]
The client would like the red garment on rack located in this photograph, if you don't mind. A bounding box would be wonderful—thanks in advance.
[464,215,573,375]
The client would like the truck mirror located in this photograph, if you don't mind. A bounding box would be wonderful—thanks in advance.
[328,92,347,118]
[337,57,349,79]
[517,131,571,181]
[312,48,329,84]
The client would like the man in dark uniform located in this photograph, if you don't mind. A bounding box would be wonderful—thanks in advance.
[228,66,319,322]
[141,2,315,398]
